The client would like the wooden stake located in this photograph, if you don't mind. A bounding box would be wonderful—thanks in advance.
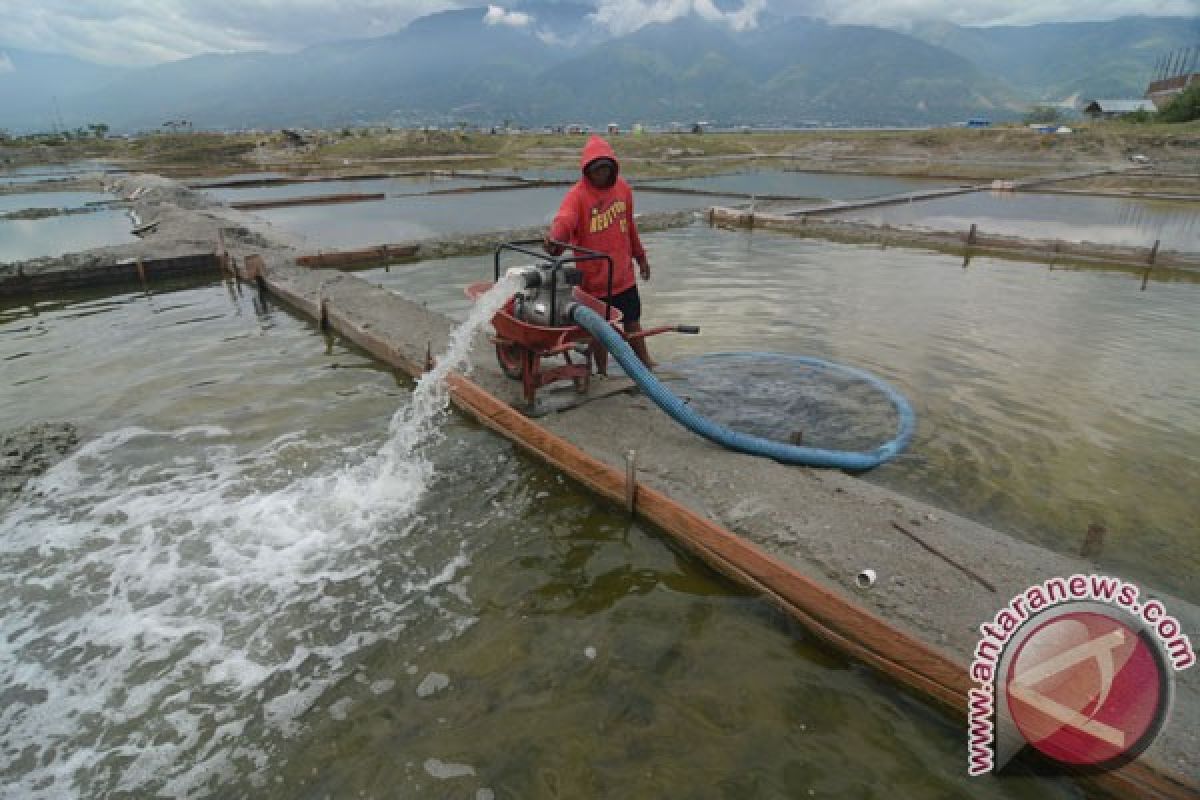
[625,449,637,514]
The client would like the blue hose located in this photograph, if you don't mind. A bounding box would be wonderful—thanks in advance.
[571,304,915,470]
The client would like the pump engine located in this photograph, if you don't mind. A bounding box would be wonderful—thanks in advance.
[505,261,584,328]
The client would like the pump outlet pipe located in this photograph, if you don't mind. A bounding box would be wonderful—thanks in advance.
[570,304,915,471]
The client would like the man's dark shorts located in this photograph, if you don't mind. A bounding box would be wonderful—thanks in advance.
[602,285,641,325]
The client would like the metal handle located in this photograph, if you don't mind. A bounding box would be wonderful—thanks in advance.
[493,240,617,324]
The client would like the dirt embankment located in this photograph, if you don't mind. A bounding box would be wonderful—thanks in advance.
[7,126,1197,191]
[1,423,79,503]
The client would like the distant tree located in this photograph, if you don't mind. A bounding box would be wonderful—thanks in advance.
[1023,105,1062,125]
[1159,84,1200,123]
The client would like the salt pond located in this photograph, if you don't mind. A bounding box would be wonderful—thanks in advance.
[247,187,741,249]
[0,191,117,214]
[0,210,138,262]
[0,280,1074,798]
[825,190,1200,251]
[637,169,956,200]
[362,224,1200,603]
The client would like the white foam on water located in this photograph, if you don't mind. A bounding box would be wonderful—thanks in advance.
[0,277,521,798]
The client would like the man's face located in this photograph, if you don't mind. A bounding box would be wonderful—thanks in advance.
[585,159,616,189]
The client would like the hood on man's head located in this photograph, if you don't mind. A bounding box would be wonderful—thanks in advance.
[580,135,619,177]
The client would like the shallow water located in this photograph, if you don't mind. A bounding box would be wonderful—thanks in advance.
[250,187,739,249]
[0,281,1076,798]
[828,191,1200,251]
[0,161,121,185]
[203,175,514,205]
[637,169,956,200]
[362,224,1200,603]
[0,191,117,214]
[0,210,139,262]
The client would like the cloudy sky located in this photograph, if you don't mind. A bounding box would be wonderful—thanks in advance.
[0,0,1194,65]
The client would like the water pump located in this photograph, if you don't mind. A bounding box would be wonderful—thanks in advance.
[505,261,584,327]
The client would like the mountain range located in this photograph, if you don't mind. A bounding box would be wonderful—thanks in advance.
[1,7,1196,133]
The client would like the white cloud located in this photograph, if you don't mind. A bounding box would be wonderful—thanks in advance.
[0,0,1193,65]
[770,0,1198,29]
[535,28,572,46]
[484,5,533,27]
[590,0,769,35]
[0,0,457,65]
[0,52,14,74]
[590,0,1195,36]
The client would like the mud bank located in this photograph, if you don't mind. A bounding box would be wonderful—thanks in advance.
[0,422,79,503]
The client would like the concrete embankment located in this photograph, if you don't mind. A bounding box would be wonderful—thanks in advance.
[710,207,1200,272]
[5,172,1198,797]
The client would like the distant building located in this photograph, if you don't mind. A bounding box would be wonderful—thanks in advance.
[1082,99,1156,119]
[1146,73,1200,110]
[1145,46,1199,110]
[965,118,991,128]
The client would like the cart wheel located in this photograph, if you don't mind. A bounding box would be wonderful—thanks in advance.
[496,342,524,380]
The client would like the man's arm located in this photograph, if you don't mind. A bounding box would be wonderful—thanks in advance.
[628,189,649,281]
[544,188,580,255]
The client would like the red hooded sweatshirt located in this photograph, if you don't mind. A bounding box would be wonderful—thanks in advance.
[548,136,645,299]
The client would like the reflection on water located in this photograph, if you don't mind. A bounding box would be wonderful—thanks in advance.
[479,166,581,182]
[252,188,739,249]
[639,170,956,199]
[203,175,513,205]
[0,210,138,262]
[365,225,1200,603]
[0,191,116,214]
[0,283,1075,798]
[0,161,122,185]
[830,191,1200,251]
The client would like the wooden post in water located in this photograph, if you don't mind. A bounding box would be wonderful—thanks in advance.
[966,223,977,245]
[1148,239,1160,265]
[216,229,232,276]
[1080,523,1106,559]
[243,254,265,282]
[625,450,637,514]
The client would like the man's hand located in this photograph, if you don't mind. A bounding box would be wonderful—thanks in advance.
[543,235,564,257]
[638,257,651,281]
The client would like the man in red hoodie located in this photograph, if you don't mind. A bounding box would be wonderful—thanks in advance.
[544,135,655,369]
